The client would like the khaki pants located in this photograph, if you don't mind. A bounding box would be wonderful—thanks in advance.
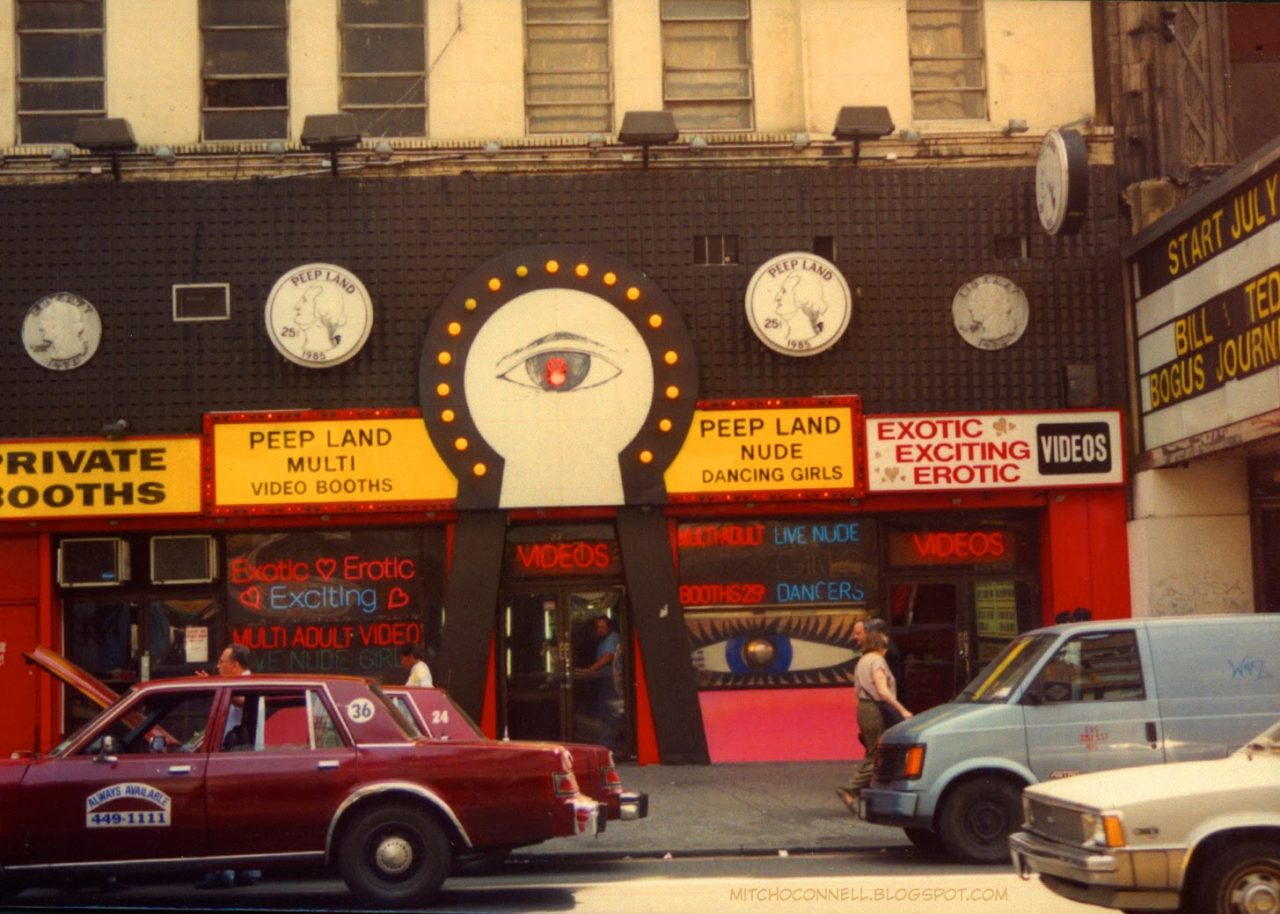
[847,698,885,791]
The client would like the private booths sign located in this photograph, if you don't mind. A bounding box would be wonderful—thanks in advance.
[225,529,429,683]
[0,438,200,519]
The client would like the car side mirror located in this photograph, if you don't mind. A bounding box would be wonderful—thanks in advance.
[1020,687,1043,706]
[95,735,118,762]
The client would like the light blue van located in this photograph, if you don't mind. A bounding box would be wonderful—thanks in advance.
[859,614,1280,863]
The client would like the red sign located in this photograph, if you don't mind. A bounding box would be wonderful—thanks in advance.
[888,529,1017,566]
[505,540,622,578]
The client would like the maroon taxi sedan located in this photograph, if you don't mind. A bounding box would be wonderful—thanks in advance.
[0,658,600,907]
[384,685,648,824]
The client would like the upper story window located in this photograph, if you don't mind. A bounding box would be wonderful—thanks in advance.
[524,0,613,134]
[200,0,288,141]
[340,0,427,138]
[15,0,105,144]
[660,0,753,132]
[907,0,987,120]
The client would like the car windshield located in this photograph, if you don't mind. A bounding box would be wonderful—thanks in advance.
[50,688,135,758]
[957,633,1057,704]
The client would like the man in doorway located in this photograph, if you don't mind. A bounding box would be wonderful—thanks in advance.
[576,616,623,751]
[400,644,433,687]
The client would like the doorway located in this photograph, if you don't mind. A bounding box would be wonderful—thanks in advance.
[886,578,1035,713]
[498,585,631,756]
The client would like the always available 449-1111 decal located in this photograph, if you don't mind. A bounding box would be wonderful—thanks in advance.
[85,783,171,828]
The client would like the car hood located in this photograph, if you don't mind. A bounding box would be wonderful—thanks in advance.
[881,700,1020,743]
[1025,752,1280,809]
[23,645,119,709]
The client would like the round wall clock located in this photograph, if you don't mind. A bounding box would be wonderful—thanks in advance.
[1035,127,1089,235]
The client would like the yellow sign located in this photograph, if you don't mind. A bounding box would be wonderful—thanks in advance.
[0,438,201,519]
[665,404,858,497]
[212,416,457,509]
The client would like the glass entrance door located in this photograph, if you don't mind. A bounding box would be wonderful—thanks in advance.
[499,586,629,755]
[887,578,1033,713]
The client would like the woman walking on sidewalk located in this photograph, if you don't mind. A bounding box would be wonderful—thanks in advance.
[837,630,912,812]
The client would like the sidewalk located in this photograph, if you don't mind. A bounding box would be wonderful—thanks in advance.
[518,761,911,860]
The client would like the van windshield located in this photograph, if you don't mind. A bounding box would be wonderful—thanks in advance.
[958,634,1057,704]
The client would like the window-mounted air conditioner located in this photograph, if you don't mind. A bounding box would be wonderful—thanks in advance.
[150,535,218,585]
[57,538,131,588]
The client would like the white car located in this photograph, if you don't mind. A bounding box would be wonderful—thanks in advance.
[1009,718,1280,914]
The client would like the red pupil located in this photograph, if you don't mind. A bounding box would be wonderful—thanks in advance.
[545,357,569,388]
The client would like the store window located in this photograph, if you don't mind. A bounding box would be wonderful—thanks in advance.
[200,0,288,141]
[524,0,613,134]
[884,514,1038,712]
[56,526,445,735]
[661,0,753,131]
[906,0,987,120]
[224,528,445,684]
[15,0,105,144]
[676,518,879,689]
[340,0,427,138]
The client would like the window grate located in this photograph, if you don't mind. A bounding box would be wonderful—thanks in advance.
[15,1,105,144]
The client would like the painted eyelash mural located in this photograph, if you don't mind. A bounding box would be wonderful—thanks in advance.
[687,612,860,689]
[418,245,699,510]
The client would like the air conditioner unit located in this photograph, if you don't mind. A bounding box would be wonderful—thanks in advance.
[151,535,218,585]
[57,538,131,588]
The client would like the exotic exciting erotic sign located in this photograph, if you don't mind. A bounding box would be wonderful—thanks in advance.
[865,410,1124,492]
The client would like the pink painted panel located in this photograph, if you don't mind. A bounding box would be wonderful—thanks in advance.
[698,687,861,762]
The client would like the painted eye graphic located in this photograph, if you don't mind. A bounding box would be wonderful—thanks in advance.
[496,335,624,393]
[687,614,857,688]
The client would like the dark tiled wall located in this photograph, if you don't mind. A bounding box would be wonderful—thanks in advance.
[0,165,1124,438]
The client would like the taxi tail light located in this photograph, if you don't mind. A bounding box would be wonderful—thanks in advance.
[903,745,926,779]
[602,756,623,791]
[553,771,580,797]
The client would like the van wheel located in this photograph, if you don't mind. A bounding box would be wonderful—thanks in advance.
[937,778,1020,864]
[903,828,945,853]
[338,805,450,907]
[1189,840,1280,914]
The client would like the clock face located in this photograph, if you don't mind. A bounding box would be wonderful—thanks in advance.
[1036,131,1070,235]
[1035,128,1087,235]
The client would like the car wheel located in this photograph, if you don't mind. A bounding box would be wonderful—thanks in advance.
[903,827,945,853]
[936,778,1021,864]
[337,804,451,907]
[1190,840,1280,914]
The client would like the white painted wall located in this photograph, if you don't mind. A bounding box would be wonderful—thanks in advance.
[1,0,1097,147]
[1127,460,1255,617]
